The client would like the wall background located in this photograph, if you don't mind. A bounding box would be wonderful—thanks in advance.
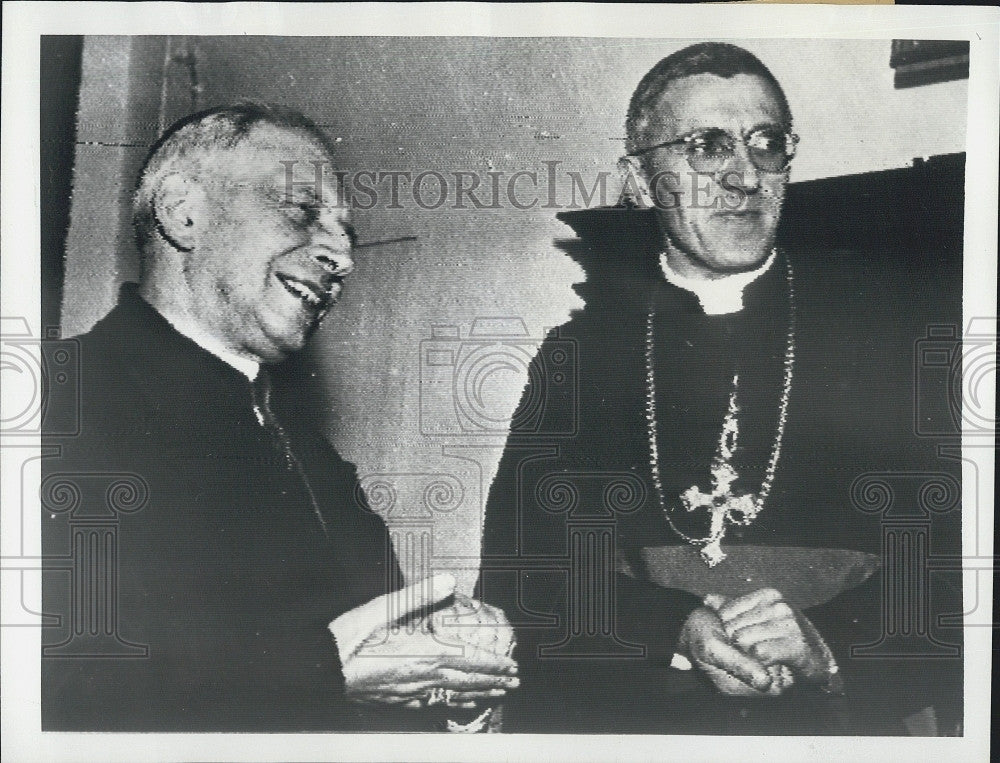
[62,37,968,592]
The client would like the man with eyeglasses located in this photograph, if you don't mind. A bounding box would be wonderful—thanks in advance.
[480,42,961,734]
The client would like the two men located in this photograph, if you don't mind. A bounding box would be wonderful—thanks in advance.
[42,103,516,731]
[43,43,962,735]
[480,43,962,734]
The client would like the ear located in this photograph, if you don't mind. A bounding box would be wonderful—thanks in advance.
[151,173,205,252]
[617,155,654,209]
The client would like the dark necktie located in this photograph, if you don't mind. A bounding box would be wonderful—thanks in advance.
[250,369,329,537]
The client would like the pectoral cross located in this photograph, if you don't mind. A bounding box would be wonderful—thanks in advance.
[677,381,750,567]
[680,485,731,567]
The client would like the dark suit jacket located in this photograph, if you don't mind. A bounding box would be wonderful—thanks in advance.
[41,284,412,731]
[479,208,963,734]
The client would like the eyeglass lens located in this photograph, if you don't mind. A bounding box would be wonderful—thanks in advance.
[685,128,793,173]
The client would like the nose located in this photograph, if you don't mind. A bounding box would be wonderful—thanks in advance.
[309,221,355,278]
[722,140,761,193]
[311,246,354,278]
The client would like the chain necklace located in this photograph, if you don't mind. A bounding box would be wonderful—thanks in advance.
[644,253,796,566]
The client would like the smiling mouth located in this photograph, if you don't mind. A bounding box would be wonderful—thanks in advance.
[276,273,336,310]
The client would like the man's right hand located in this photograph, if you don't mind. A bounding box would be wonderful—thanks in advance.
[329,574,519,709]
[678,605,775,696]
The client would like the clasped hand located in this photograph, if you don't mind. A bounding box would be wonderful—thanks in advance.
[329,574,518,709]
[680,588,833,696]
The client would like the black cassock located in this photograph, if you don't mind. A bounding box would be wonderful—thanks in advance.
[41,284,444,732]
[479,208,963,734]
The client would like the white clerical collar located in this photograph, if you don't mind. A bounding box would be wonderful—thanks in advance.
[659,249,777,315]
[162,313,260,381]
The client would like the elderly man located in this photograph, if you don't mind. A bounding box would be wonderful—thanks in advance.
[42,103,516,731]
[480,43,961,734]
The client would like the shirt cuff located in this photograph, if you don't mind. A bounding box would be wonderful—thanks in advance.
[328,612,365,666]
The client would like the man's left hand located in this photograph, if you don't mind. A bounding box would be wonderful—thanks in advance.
[716,588,833,686]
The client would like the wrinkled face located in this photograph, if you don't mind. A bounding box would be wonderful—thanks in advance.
[637,73,790,278]
[186,124,354,363]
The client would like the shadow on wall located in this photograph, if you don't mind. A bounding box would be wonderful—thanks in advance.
[57,37,969,590]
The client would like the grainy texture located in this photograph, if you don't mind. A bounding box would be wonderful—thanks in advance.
[61,37,968,598]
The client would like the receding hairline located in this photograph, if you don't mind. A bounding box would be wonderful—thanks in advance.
[625,43,792,153]
[183,122,336,179]
[132,104,339,256]
[644,71,790,124]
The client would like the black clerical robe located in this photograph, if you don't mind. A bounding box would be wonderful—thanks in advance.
[479,208,963,734]
[41,284,413,731]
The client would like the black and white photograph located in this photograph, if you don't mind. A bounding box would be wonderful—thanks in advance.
[2,3,996,761]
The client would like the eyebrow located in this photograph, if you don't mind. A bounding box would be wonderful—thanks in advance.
[745,120,786,135]
[677,120,785,138]
[278,185,343,209]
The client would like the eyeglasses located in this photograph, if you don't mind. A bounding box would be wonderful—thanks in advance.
[629,127,799,174]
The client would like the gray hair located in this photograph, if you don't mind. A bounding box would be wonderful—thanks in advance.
[132,101,336,256]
